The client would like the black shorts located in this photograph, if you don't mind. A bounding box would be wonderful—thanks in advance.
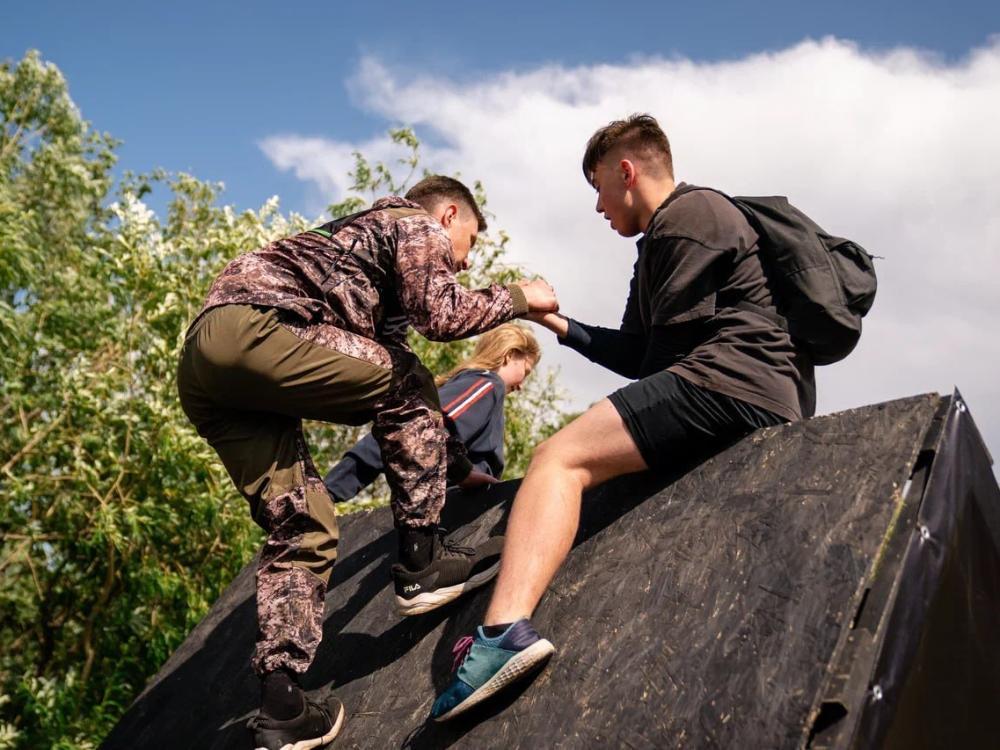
[608,371,787,470]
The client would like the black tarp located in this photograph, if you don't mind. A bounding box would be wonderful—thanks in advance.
[101,392,999,749]
[809,391,1000,748]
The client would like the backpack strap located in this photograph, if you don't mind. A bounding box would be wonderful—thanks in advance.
[663,185,791,332]
[308,206,380,239]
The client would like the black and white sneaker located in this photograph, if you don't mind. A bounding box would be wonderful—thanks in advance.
[248,695,345,750]
[392,532,504,616]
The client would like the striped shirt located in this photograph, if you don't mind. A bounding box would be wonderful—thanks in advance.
[324,369,507,501]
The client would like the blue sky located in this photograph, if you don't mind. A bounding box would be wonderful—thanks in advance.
[4,3,1000,456]
[3,1,997,215]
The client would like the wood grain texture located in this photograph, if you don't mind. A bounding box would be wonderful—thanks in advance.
[102,394,941,749]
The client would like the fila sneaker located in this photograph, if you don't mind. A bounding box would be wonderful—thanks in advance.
[391,532,503,616]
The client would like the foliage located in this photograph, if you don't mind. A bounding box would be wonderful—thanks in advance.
[0,51,567,747]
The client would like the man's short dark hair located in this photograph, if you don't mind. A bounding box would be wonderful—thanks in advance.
[405,175,487,232]
[582,113,673,183]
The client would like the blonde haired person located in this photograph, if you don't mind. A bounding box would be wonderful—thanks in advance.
[325,323,540,501]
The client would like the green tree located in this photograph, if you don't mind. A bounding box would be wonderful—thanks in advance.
[0,51,567,747]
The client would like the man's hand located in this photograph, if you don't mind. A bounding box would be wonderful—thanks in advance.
[458,470,501,490]
[517,278,559,313]
[526,311,570,338]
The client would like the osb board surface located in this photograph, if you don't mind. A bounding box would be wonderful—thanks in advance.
[102,394,939,750]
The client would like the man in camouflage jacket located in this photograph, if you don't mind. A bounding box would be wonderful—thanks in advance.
[177,175,557,747]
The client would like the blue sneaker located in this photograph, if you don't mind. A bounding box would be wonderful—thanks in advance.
[430,619,555,722]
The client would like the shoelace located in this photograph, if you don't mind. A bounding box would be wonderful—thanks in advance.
[451,635,475,673]
[436,528,475,559]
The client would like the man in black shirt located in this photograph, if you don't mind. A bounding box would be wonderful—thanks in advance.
[430,114,815,721]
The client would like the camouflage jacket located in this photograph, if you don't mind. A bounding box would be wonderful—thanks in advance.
[199,197,528,347]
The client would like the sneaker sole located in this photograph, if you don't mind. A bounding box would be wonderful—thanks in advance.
[256,700,345,750]
[395,560,500,617]
[433,638,555,722]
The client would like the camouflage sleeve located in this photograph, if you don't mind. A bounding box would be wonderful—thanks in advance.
[393,215,529,341]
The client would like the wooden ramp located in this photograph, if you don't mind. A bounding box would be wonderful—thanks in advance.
[101,392,1000,749]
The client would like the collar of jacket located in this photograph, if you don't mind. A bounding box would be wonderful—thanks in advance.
[370,195,430,214]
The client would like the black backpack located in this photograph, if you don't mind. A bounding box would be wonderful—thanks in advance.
[697,188,878,366]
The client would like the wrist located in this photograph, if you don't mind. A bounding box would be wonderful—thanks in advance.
[547,313,570,338]
[505,284,529,317]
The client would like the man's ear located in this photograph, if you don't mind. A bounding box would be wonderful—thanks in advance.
[620,159,636,188]
[440,203,459,227]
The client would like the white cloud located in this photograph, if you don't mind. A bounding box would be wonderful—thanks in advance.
[259,133,423,212]
[260,38,1000,460]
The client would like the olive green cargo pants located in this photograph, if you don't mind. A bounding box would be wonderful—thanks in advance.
[177,304,461,675]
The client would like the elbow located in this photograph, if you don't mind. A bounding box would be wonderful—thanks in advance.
[408,301,462,341]
[413,322,455,342]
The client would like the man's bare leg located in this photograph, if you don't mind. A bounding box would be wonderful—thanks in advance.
[430,398,647,720]
[484,398,647,625]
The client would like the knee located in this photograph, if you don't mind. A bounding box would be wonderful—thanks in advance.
[528,434,571,473]
[527,430,605,491]
[414,368,440,408]
[390,352,440,408]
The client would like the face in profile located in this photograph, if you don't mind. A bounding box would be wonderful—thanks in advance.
[497,353,534,392]
[591,156,642,238]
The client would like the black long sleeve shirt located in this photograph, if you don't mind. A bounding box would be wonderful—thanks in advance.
[560,184,815,421]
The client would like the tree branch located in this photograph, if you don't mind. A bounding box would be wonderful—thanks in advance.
[1,410,66,475]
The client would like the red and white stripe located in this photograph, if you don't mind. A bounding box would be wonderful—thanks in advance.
[443,378,495,420]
